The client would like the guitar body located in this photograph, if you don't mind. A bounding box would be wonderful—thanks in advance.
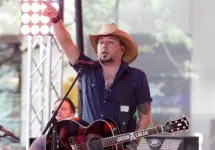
[46,117,124,150]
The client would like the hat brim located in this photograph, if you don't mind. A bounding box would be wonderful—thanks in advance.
[89,30,138,64]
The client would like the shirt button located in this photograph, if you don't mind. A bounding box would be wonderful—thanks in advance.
[101,114,104,117]
[123,122,126,125]
[103,101,106,103]
[109,89,111,92]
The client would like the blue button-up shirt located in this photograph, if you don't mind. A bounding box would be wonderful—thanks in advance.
[73,53,152,131]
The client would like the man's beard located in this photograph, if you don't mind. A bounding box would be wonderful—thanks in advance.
[99,56,114,64]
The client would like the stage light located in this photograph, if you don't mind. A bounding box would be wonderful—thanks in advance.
[21,0,59,36]
[50,26,54,34]
[31,2,40,12]
[51,2,59,11]
[40,15,49,24]
[40,3,47,12]
[21,14,31,24]
[21,25,31,35]
[21,3,31,13]
[31,25,40,35]
[40,25,50,35]
[31,14,40,24]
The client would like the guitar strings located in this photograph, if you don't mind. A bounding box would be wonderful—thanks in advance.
[75,140,101,149]
[72,137,125,149]
[69,127,154,149]
[75,139,107,149]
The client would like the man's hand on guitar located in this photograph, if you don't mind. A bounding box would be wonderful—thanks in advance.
[125,141,138,150]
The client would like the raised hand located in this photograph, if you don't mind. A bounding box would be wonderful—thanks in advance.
[42,1,58,19]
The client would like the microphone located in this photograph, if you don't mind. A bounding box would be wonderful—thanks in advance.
[0,125,20,141]
[75,60,98,67]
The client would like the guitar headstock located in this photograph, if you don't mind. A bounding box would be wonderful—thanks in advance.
[162,117,190,133]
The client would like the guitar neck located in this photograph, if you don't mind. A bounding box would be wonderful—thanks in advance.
[102,126,164,147]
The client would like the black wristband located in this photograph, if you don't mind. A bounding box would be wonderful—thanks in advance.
[50,13,61,23]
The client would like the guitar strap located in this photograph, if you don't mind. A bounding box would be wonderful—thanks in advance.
[118,67,133,134]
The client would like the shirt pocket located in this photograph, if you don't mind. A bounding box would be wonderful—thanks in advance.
[86,79,102,99]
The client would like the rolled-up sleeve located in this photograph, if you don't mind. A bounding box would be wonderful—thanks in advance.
[136,72,152,105]
[71,52,93,72]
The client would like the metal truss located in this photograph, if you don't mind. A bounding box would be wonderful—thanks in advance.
[26,35,63,148]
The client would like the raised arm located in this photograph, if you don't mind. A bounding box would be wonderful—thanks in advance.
[42,2,80,65]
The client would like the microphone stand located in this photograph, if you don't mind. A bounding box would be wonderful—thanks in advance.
[0,129,20,143]
[42,66,85,150]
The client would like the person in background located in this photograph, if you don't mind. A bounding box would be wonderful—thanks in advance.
[1,143,12,150]
[29,97,76,150]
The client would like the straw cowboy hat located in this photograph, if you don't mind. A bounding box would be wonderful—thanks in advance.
[89,23,138,64]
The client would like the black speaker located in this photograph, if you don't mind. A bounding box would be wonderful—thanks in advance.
[137,135,199,150]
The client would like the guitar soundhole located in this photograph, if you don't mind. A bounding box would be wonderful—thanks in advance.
[87,135,103,150]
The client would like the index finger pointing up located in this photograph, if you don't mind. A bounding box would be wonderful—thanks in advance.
[43,1,51,7]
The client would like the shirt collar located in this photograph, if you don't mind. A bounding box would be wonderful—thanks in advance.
[97,60,131,79]
[116,60,132,77]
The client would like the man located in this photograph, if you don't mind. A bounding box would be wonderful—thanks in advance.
[1,143,12,150]
[42,2,152,149]
[29,97,76,150]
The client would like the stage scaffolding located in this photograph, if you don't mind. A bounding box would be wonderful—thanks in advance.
[26,35,63,148]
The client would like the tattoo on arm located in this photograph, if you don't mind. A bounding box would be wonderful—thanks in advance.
[135,102,152,132]
[138,102,151,115]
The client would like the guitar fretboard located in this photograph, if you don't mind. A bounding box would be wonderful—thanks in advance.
[102,126,163,147]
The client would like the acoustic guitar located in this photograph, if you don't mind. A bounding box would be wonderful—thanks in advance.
[46,117,189,150]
